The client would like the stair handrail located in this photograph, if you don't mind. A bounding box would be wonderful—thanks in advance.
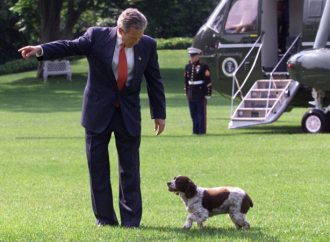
[265,34,302,115]
[230,32,264,117]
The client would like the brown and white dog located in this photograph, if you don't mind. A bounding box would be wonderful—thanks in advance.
[167,176,253,230]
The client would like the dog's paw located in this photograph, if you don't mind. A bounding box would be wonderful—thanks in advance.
[183,223,192,230]
[242,223,250,230]
[197,222,204,228]
[235,223,250,230]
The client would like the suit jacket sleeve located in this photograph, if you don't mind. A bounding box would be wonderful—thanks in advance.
[39,27,93,60]
[144,40,166,119]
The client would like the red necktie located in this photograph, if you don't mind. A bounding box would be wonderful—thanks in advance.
[117,44,127,91]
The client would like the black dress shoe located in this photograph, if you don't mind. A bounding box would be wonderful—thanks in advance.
[96,219,118,227]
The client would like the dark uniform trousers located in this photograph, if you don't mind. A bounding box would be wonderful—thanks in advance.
[189,99,207,134]
[85,107,142,227]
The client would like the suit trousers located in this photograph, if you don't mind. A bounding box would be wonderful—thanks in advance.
[85,107,142,227]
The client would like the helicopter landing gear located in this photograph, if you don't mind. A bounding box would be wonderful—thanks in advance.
[302,88,330,133]
[301,109,329,133]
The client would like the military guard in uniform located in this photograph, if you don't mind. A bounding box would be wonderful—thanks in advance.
[184,47,212,134]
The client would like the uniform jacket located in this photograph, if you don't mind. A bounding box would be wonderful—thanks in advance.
[40,27,166,136]
[184,60,212,101]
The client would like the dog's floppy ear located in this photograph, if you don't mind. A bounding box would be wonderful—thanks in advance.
[185,181,197,198]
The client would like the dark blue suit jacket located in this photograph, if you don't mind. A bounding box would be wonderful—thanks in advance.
[40,27,166,136]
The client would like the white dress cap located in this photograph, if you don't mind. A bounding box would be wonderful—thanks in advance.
[187,47,202,54]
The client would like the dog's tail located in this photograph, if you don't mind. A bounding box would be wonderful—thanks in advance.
[241,193,253,213]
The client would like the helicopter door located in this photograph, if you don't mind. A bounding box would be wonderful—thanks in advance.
[277,0,290,55]
[303,0,328,46]
[261,0,278,71]
[262,0,303,72]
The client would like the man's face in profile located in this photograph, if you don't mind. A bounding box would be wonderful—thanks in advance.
[119,27,144,48]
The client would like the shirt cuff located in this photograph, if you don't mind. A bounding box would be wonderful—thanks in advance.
[36,45,44,57]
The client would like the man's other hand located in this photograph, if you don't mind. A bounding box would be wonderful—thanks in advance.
[154,119,165,136]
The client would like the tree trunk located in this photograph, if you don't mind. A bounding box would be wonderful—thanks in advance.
[60,0,85,39]
[37,0,63,77]
[38,0,63,43]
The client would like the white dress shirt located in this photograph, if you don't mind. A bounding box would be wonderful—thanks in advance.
[112,36,134,81]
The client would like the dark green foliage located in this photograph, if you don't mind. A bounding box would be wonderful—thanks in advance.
[0,59,38,75]
[156,37,192,50]
[129,0,219,38]
[0,0,29,64]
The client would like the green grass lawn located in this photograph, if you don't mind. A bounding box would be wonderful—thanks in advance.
[0,50,329,241]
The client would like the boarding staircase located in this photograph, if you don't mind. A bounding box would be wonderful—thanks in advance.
[228,34,301,129]
[229,78,299,128]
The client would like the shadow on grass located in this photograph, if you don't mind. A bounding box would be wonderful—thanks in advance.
[141,125,303,138]
[0,68,229,113]
[139,225,279,241]
[238,124,302,134]
[0,74,86,113]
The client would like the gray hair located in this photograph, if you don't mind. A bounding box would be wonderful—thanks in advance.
[117,8,148,32]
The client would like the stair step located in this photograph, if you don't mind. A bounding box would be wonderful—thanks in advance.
[249,89,283,98]
[243,99,276,108]
[251,88,285,91]
[264,72,289,77]
[257,79,291,82]
[232,117,266,121]
[238,108,271,110]
[244,98,277,101]
[256,81,289,89]
[236,109,268,118]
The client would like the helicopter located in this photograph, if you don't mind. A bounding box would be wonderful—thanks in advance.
[192,0,330,133]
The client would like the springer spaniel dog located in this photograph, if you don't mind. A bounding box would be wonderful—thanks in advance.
[167,176,253,230]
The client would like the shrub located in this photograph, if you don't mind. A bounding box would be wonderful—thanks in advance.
[0,56,83,75]
[156,37,192,50]
[0,58,38,75]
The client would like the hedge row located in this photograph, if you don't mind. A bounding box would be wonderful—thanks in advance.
[0,37,193,75]
[0,58,38,76]
[156,37,192,50]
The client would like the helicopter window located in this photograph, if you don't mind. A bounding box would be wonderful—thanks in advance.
[225,0,258,33]
[308,0,323,17]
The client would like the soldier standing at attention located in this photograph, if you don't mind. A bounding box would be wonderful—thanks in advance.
[184,47,212,135]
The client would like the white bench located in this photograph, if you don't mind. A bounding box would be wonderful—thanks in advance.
[43,60,72,81]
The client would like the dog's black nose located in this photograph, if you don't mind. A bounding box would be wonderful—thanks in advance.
[166,182,171,186]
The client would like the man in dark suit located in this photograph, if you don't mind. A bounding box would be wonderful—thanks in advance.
[19,8,166,228]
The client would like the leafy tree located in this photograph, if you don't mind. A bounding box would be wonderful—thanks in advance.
[11,0,116,43]
[9,0,219,44]
[126,0,218,38]
[9,0,39,43]
[0,0,29,63]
